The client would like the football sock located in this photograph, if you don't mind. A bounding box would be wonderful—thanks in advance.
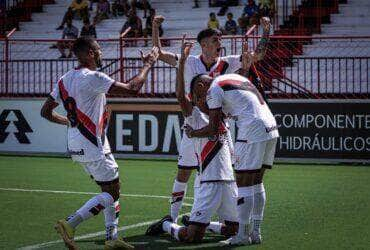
[207,222,222,234]
[162,221,183,241]
[104,200,120,240]
[252,183,266,234]
[65,213,83,228]
[237,186,254,238]
[69,192,113,228]
[170,180,187,223]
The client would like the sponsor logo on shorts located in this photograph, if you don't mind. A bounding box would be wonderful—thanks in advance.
[68,149,85,155]
[196,211,202,216]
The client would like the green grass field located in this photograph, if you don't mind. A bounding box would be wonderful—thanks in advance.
[0,155,369,250]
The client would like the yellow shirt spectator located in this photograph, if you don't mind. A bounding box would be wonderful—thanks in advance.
[70,0,89,11]
[207,13,220,30]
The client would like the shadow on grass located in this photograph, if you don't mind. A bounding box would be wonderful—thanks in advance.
[77,233,239,249]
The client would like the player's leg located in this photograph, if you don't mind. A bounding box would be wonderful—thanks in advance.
[251,138,277,244]
[222,141,265,245]
[170,136,198,223]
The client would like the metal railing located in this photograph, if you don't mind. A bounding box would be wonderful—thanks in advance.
[1,30,369,98]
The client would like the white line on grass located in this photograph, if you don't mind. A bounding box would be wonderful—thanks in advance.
[19,212,191,250]
[0,187,194,200]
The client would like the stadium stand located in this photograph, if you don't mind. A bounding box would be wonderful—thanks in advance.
[0,0,369,97]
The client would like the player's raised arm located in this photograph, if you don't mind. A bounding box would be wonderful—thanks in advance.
[108,46,159,95]
[254,17,271,61]
[152,15,178,66]
[177,35,193,117]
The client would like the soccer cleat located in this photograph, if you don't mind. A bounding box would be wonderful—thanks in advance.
[219,235,251,246]
[54,219,77,250]
[145,215,172,236]
[181,215,190,227]
[251,232,262,244]
[104,238,134,249]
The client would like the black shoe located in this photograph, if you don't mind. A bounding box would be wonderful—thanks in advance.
[181,215,190,227]
[145,215,172,236]
[56,25,64,30]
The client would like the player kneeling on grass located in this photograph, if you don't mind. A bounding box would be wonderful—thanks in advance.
[41,37,159,250]
[145,37,239,243]
[185,73,279,246]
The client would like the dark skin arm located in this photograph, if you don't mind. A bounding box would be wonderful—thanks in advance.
[108,47,159,95]
[40,98,69,126]
[41,47,159,125]
[185,108,223,138]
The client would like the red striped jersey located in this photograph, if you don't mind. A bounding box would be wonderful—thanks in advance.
[207,73,279,143]
[50,67,114,162]
[192,110,234,183]
[180,54,241,129]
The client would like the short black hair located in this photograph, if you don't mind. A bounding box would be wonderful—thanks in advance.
[209,12,216,17]
[72,37,97,57]
[197,28,221,44]
[190,74,207,95]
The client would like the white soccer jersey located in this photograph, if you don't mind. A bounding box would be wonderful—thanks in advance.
[50,67,115,162]
[207,73,279,143]
[180,54,242,129]
[192,110,234,183]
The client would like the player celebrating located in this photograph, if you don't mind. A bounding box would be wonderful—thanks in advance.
[185,73,279,245]
[41,37,159,250]
[145,36,239,243]
[151,15,271,225]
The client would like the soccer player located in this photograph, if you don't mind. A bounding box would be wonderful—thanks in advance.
[185,73,279,245]
[145,36,239,243]
[151,15,271,225]
[40,37,159,250]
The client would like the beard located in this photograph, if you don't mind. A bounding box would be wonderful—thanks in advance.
[95,56,102,68]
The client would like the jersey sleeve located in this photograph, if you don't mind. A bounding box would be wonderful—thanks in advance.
[224,55,242,73]
[88,72,115,94]
[49,80,62,104]
[206,85,224,109]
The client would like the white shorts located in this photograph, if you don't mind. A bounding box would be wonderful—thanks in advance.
[234,138,277,172]
[79,153,119,184]
[178,134,199,169]
[189,181,238,226]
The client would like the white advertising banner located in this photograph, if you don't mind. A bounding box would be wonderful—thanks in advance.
[0,99,67,154]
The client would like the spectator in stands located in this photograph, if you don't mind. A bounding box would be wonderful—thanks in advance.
[56,0,89,30]
[207,12,220,30]
[132,0,151,18]
[121,10,142,46]
[222,12,237,35]
[243,0,259,18]
[89,0,98,11]
[80,18,97,38]
[93,0,110,25]
[112,0,131,17]
[193,0,199,8]
[57,19,78,58]
[143,8,163,46]
[236,17,247,35]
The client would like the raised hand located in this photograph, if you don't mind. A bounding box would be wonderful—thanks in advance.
[180,34,193,60]
[260,16,271,34]
[140,46,159,66]
[241,42,253,71]
[153,15,165,27]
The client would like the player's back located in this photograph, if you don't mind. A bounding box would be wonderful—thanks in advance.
[208,73,278,143]
[51,67,115,162]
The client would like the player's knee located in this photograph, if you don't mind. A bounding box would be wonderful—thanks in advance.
[222,223,238,237]
[185,225,205,243]
[101,181,120,201]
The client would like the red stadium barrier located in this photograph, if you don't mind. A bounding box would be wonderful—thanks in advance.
[0,31,369,98]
